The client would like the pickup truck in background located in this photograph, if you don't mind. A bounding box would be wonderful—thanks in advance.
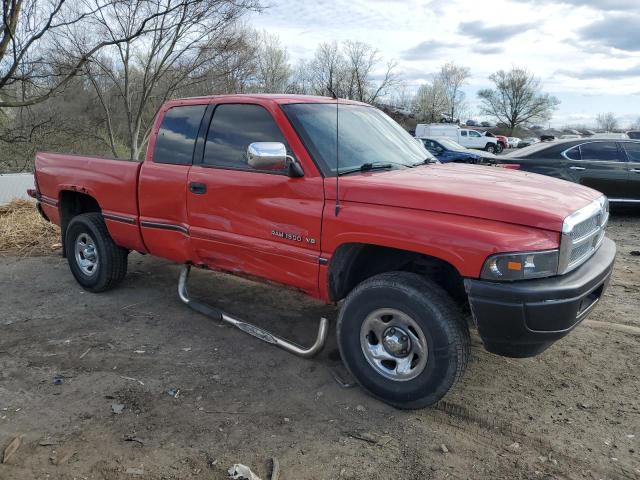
[415,124,499,153]
[32,94,615,409]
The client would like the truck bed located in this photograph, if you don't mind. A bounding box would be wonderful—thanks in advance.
[35,152,146,252]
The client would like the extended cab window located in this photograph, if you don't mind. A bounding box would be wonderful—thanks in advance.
[580,142,622,161]
[203,104,287,169]
[460,131,468,137]
[153,105,206,165]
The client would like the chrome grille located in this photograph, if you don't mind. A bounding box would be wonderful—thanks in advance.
[569,241,593,264]
[559,197,608,274]
[570,215,600,241]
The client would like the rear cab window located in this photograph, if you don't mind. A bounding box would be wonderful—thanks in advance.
[153,105,206,165]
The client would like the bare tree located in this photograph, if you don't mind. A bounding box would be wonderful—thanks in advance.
[412,78,448,123]
[595,112,619,132]
[342,40,397,103]
[297,40,397,103]
[306,41,345,97]
[254,31,290,93]
[436,62,469,122]
[84,0,258,160]
[0,0,225,108]
[477,67,560,134]
[388,82,413,111]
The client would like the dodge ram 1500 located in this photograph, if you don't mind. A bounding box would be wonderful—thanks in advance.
[30,94,616,408]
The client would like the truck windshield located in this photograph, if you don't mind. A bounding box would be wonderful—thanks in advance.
[282,103,433,176]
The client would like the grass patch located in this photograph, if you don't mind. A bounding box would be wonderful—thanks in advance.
[0,199,60,256]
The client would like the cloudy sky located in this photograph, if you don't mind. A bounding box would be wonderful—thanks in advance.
[251,0,640,128]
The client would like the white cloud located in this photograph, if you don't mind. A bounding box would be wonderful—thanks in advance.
[250,0,640,127]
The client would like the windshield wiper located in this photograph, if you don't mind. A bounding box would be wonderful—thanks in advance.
[412,157,438,166]
[337,162,395,176]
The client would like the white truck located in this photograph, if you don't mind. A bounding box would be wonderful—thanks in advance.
[415,124,499,153]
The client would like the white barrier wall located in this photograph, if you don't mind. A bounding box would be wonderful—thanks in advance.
[0,173,35,204]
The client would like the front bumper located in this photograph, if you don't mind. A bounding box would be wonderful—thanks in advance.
[464,237,616,358]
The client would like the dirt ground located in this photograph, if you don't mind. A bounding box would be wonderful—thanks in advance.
[1,211,639,480]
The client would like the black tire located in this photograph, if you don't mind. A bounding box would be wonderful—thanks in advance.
[65,213,128,292]
[336,272,469,409]
[485,143,496,154]
[496,143,504,154]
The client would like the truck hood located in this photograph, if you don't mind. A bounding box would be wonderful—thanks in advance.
[333,163,601,231]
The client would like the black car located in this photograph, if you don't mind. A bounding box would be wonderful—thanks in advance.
[498,139,640,202]
[419,136,497,164]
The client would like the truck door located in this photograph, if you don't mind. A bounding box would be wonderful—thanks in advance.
[468,130,484,148]
[458,130,469,147]
[186,102,324,296]
[564,141,628,198]
[138,104,207,263]
[620,141,640,200]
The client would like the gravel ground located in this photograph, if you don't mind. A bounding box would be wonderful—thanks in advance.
[0,211,638,480]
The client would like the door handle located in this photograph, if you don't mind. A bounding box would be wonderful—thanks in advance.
[630,168,640,173]
[189,182,207,194]
[569,166,586,171]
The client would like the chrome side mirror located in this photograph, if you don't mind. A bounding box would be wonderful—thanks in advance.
[247,142,304,177]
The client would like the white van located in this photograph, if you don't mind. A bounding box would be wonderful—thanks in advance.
[415,124,499,153]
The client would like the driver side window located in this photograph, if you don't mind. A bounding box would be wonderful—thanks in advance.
[202,103,288,170]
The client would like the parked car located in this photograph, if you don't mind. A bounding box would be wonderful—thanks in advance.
[415,124,499,153]
[518,137,540,148]
[507,137,521,148]
[498,139,640,202]
[484,132,507,153]
[30,94,615,409]
[418,136,497,164]
[465,119,478,126]
[591,132,629,139]
[626,130,640,140]
[540,134,555,142]
[560,134,582,139]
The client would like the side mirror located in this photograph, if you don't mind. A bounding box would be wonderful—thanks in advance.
[247,142,303,177]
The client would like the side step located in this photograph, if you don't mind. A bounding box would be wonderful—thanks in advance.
[178,265,329,358]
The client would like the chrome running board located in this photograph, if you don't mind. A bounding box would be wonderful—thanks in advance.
[178,265,329,358]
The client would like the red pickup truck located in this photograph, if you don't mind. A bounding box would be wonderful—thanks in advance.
[31,94,615,409]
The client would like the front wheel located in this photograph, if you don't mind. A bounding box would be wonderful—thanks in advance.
[65,213,128,292]
[485,143,497,154]
[336,272,469,409]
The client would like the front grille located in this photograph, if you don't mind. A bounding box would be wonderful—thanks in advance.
[569,240,594,264]
[559,197,608,274]
[570,215,600,241]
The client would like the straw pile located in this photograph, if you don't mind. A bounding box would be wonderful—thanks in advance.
[0,199,61,256]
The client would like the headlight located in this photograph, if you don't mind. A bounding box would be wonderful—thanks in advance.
[481,250,559,281]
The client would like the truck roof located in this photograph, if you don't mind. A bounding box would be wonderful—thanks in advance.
[163,93,369,108]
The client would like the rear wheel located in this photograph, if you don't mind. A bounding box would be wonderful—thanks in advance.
[336,272,469,409]
[485,143,497,154]
[65,213,128,292]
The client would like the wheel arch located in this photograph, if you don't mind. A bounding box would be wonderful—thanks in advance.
[327,243,467,307]
[58,190,102,256]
